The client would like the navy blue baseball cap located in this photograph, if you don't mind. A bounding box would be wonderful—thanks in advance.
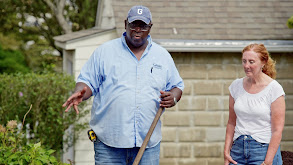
[127,5,152,24]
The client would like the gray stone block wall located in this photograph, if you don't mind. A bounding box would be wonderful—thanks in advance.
[72,52,293,164]
[159,52,293,165]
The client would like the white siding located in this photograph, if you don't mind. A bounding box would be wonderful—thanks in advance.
[60,31,117,164]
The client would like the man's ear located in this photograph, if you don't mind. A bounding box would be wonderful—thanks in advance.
[124,20,127,29]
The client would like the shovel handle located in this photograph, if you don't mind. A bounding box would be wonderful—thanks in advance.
[133,107,163,165]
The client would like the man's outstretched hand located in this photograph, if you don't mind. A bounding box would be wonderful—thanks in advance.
[62,86,87,114]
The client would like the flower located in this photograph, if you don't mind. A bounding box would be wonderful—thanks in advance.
[0,124,6,133]
[7,120,17,129]
[19,92,23,97]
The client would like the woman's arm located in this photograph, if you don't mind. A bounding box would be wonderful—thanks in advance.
[224,94,238,165]
[263,96,285,165]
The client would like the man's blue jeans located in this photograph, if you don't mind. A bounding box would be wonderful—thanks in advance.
[229,135,282,165]
[93,139,160,165]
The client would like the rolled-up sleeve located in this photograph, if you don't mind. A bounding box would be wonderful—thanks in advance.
[77,49,101,96]
[166,55,184,92]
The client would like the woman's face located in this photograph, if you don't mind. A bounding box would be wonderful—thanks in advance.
[242,50,264,78]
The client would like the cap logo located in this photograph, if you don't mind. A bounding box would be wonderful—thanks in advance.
[137,9,142,14]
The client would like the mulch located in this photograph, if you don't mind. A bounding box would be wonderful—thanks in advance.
[281,151,293,165]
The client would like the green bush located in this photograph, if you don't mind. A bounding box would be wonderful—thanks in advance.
[0,45,30,74]
[0,120,69,164]
[0,73,89,160]
[288,15,293,29]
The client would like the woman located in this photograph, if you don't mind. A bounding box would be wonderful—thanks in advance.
[224,44,285,165]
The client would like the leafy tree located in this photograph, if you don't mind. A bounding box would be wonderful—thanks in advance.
[0,0,99,72]
[0,0,98,50]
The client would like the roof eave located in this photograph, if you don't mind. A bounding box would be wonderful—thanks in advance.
[54,28,116,50]
[154,39,293,52]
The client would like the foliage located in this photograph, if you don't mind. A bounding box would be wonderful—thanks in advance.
[0,73,90,159]
[0,0,98,52]
[67,0,99,31]
[0,0,98,73]
[287,16,293,29]
[0,120,69,164]
[0,33,22,50]
[0,45,30,74]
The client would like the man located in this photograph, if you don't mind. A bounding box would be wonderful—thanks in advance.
[63,5,184,165]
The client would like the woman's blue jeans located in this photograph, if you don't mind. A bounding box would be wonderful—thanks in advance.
[93,139,160,165]
[229,135,282,165]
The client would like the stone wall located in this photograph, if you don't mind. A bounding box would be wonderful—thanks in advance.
[159,52,293,165]
[72,52,293,165]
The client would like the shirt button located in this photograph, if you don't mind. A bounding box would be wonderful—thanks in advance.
[244,135,247,139]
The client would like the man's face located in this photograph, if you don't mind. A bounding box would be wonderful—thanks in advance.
[124,20,152,48]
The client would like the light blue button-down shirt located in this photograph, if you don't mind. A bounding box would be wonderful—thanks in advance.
[77,32,184,148]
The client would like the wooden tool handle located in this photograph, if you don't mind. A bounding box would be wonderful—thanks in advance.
[133,107,163,165]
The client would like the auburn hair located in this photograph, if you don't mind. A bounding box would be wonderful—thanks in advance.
[242,43,276,79]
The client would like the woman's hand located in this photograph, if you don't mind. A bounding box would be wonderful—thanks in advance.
[224,152,237,165]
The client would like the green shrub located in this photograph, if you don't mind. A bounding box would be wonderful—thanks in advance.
[0,73,89,160]
[288,15,293,29]
[0,120,69,164]
[0,45,30,74]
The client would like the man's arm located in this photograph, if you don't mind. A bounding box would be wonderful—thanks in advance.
[74,82,93,101]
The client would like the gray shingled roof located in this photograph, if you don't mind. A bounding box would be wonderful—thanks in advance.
[112,0,293,40]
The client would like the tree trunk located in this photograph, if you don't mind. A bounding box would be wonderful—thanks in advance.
[43,0,72,34]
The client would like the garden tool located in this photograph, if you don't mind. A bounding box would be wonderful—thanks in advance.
[133,107,163,165]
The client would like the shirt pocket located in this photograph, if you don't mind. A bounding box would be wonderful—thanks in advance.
[148,64,166,91]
